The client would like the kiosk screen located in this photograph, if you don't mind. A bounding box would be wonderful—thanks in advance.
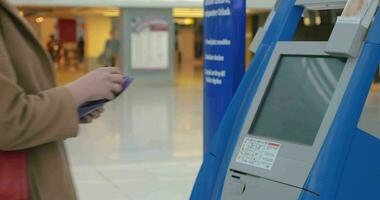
[249,56,346,145]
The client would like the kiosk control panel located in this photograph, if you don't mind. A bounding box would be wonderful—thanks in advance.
[222,43,350,199]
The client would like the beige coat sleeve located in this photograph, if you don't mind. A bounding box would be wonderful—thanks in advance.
[0,26,79,151]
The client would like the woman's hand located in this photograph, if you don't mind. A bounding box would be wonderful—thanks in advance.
[65,67,124,107]
[80,107,104,124]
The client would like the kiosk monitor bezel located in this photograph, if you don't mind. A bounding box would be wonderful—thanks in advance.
[227,41,358,188]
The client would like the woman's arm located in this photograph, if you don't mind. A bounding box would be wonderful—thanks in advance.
[0,27,123,151]
[0,75,80,151]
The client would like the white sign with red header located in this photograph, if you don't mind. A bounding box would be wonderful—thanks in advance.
[131,16,169,70]
[236,137,281,170]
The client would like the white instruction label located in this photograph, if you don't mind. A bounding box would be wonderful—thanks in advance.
[236,137,281,170]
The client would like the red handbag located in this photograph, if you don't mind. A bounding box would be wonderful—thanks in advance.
[0,151,29,200]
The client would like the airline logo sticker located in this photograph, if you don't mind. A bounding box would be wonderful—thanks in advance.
[236,137,281,170]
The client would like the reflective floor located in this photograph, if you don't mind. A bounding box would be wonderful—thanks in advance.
[65,73,203,200]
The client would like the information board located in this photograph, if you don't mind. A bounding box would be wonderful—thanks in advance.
[203,0,246,155]
[131,16,169,70]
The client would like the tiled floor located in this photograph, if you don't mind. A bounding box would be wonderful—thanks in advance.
[65,78,203,200]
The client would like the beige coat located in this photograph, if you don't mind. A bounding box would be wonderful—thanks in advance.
[0,0,79,199]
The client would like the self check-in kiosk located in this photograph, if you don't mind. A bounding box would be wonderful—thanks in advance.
[191,0,380,200]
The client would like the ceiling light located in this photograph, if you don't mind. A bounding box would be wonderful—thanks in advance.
[35,17,44,23]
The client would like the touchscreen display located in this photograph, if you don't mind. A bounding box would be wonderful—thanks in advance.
[249,56,346,145]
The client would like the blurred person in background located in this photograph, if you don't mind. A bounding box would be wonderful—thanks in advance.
[0,0,124,199]
[98,29,120,67]
[77,36,85,69]
[46,34,59,62]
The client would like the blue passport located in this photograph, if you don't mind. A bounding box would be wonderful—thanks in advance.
[78,77,134,118]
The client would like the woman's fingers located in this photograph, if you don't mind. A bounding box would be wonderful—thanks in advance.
[65,67,125,105]
[81,115,93,124]
[89,111,101,119]
[111,83,123,93]
[110,74,124,84]
[80,107,104,124]
[106,91,116,100]
[90,108,104,119]
[104,67,121,74]
[96,107,104,113]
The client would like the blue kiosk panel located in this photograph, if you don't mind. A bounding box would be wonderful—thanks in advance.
[191,0,380,200]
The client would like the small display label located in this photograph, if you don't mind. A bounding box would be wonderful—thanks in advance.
[236,137,281,170]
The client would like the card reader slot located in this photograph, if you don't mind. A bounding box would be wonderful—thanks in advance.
[230,169,320,196]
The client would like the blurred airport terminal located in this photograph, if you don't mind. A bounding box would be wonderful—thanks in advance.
[6,0,380,199]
